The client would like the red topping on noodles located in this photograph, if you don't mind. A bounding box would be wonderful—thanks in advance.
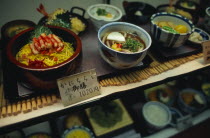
[30,33,64,54]
[28,59,45,67]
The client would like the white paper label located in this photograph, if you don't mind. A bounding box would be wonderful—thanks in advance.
[57,69,101,106]
[202,41,210,64]
[176,114,193,131]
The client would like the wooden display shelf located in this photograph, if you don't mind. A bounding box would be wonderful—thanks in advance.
[0,55,210,133]
[0,16,210,136]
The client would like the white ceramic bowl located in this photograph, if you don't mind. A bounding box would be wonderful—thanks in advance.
[187,27,210,46]
[204,7,210,33]
[98,22,152,69]
[178,88,207,114]
[87,4,122,30]
[151,12,194,48]
[142,101,172,130]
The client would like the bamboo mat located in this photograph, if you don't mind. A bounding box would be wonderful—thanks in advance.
[0,52,203,118]
[99,53,203,87]
[0,84,59,118]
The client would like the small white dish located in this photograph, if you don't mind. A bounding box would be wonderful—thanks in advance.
[187,27,210,46]
[87,4,122,30]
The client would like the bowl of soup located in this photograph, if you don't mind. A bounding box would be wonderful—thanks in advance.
[87,4,122,30]
[6,25,82,90]
[142,101,172,130]
[187,27,210,47]
[151,12,194,48]
[178,88,207,114]
[98,22,152,69]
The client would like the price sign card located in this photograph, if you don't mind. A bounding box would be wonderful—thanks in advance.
[202,41,210,64]
[176,114,193,131]
[57,69,101,106]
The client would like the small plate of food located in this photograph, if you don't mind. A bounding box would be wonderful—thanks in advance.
[178,88,207,114]
[201,82,210,103]
[156,4,199,24]
[87,4,122,30]
[145,84,176,106]
[62,126,95,138]
[187,27,210,47]
[176,0,200,14]
[37,4,88,36]
[26,132,51,138]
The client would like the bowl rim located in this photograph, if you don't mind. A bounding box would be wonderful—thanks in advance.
[176,0,199,11]
[1,19,36,39]
[178,88,207,111]
[169,107,183,118]
[151,12,194,35]
[6,25,82,71]
[188,27,210,44]
[97,22,152,55]
[206,7,210,16]
[26,132,51,138]
[142,101,172,127]
[87,4,122,21]
[62,125,94,138]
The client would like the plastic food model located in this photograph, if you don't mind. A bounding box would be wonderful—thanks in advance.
[158,89,170,103]
[202,83,210,97]
[155,21,188,34]
[6,25,31,38]
[180,1,196,10]
[148,88,174,105]
[181,92,205,109]
[95,8,114,20]
[62,126,94,138]
[166,6,192,20]
[188,32,203,43]
[101,31,145,53]
[16,26,74,67]
[89,101,123,128]
[37,4,86,34]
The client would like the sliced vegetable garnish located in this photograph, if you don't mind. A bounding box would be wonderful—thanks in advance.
[122,38,144,52]
[30,26,52,40]
[107,32,125,42]
[48,12,71,29]
[162,26,179,34]
[96,8,108,16]
[174,25,188,34]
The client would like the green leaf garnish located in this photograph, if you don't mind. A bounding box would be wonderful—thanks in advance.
[96,8,108,16]
[162,26,179,34]
[30,25,52,40]
[48,12,71,29]
[122,38,144,52]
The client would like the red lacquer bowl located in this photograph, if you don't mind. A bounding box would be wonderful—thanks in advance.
[6,25,82,91]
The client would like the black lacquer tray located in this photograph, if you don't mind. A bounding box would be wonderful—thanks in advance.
[150,39,202,61]
[1,21,153,102]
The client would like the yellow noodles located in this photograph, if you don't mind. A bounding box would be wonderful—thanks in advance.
[16,42,74,67]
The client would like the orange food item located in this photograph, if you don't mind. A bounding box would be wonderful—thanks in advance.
[181,93,194,105]
[174,25,188,33]
[148,91,158,101]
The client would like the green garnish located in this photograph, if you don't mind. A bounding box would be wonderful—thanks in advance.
[96,8,108,16]
[30,25,52,40]
[122,38,144,52]
[48,18,71,29]
[162,26,179,34]
[90,101,123,128]
[48,12,71,29]
[184,1,194,7]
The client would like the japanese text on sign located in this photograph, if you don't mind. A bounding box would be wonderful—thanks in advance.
[202,41,210,64]
[57,69,101,106]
